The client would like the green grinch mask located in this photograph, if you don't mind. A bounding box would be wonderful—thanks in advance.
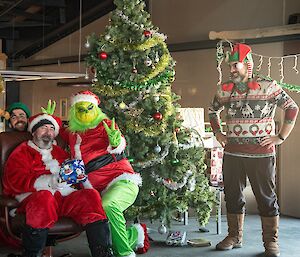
[68,101,107,132]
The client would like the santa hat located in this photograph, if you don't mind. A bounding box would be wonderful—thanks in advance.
[28,113,61,136]
[71,90,100,106]
[227,43,254,78]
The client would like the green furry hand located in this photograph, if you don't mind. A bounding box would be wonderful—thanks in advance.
[103,118,121,147]
[41,100,56,115]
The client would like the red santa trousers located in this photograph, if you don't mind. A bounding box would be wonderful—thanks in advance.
[17,189,106,228]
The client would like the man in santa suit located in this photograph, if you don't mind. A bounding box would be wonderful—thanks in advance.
[2,113,115,257]
[60,91,149,257]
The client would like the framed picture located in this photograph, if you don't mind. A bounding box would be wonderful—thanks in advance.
[60,98,68,120]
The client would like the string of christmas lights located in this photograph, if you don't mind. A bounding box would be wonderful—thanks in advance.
[151,169,194,191]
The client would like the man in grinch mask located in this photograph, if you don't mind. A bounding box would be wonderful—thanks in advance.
[59,90,149,257]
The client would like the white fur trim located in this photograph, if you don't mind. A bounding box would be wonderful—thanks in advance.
[123,252,136,257]
[132,224,145,249]
[28,141,60,174]
[101,173,142,195]
[28,114,59,136]
[74,134,82,159]
[236,62,244,70]
[107,136,126,154]
[34,174,55,194]
[247,61,254,78]
[58,186,77,196]
[9,208,17,217]
[15,192,32,202]
[71,94,98,106]
[82,179,93,189]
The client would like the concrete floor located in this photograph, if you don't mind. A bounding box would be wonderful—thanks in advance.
[1,214,299,257]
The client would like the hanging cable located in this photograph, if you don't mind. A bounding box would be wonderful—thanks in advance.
[0,0,24,18]
[78,0,82,71]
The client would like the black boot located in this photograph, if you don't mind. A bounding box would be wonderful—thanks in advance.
[85,220,115,257]
[22,225,48,257]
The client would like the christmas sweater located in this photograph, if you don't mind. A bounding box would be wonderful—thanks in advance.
[208,79,299,158]
[3,141,70,202]
[61,119,142,193]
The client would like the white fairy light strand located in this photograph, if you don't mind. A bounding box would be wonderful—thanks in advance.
[252,52,300,78]
[256,55,263,72]
[217,62,223,85]
[252,52,300,59]
[279,57,284,83]
[293,55,299,74]
[267,57,272,78]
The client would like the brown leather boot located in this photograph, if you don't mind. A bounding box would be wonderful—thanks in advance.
[216,213,244,250]
[261,216,280,257]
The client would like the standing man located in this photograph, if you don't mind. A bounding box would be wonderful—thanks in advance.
[209,43,298,257]
[6,102,31,132]
[3,112,114,257]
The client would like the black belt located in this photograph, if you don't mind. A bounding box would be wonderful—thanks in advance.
[85,153,125,174]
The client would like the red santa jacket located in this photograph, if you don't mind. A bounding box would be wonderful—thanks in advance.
[61,119,142,192]
[3,141,70,202]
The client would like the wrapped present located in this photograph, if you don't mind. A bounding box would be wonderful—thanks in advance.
[59,159,87,185]
[165,231,186,246]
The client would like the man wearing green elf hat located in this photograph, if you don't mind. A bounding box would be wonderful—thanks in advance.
[6,102,31,132]
[209,43,299,257]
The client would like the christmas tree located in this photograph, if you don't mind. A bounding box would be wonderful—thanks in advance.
[86,0,215,227]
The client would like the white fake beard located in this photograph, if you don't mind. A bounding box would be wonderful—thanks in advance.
[35,135,54,149]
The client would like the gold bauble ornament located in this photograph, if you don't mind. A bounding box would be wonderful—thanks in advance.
[119,102,126,109]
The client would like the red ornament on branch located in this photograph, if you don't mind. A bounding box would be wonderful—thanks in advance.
[165,178,172,184]
[98,51,108,60]
[152,112,163,120]
[143,30,151,37]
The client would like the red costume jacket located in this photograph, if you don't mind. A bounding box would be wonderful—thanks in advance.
[3,140,70,201]
[61,119,142,192]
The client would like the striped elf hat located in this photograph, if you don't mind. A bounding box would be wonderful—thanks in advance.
[227,43,254,78]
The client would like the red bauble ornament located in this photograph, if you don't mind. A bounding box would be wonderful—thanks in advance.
[175,127,180,133]
[143,30,151,37]
[98,51,108,60]
[152,112,163,120]
[165,178,172,183]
